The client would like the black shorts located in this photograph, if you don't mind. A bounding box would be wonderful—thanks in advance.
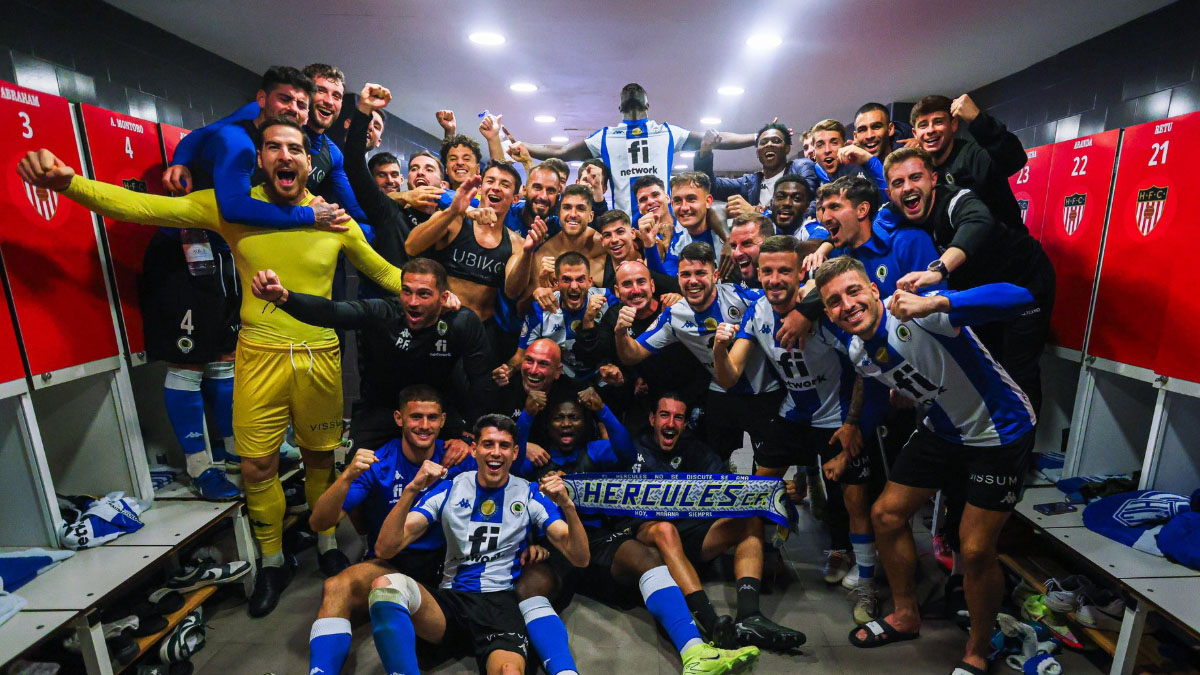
[139,232,240,364]
[763,418,872,484]
[544,523,637,599]
[890,427,1034,512]
[385,546,444,589]
[703,389,784,462]
[427,586,528,672]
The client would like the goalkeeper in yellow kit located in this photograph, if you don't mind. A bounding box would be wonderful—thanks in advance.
[18,117,402,617]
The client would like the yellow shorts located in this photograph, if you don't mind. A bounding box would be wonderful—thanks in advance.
[232,338,344,458]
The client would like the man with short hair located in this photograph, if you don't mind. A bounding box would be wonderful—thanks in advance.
[506,183,606,302]
[519,83,758,218]
[661,172,725,275]
[800,130,816,161]
[809,119,888,196]
[439,133,482,190]
[852,103,913,160]
[767,174,827,240]
[252,257,491,452]
[816,256,1038,675]
[300,64,373,229]
[694,121,819,222]
[368,414,589,675]
[596,210,678,295]
[368,152,403,194]
[713,235,887,624]
[725,213,774,288]
[910,94,1029,233]
[615,242,782,464]
[629,394,808,652]
[882,147,1054,415]
[576,157,611,216]
[306,385,475,675]
[344,108,385,153]
[20,117,406,617]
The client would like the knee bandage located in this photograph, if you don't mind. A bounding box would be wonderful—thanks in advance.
[369,573,423,614]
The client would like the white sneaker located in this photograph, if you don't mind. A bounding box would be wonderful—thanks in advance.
[1076,589,1124,631]
[851,583,878,624]
[822,550,852,584]
[841,565,861,590]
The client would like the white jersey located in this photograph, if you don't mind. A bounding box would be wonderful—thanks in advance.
[736,296,854,428]
[848,296,1036,447]
[519,288,608,379]
[585,118,690,217]
[414,471,562,592]
[636,284,778,394]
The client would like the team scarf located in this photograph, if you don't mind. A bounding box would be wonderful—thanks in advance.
[563,472,796,528]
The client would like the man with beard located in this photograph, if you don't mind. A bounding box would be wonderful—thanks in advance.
[853,103,914,161]
[19,118,406,616]
[500,251,608,383]
[299,64,372,228]
[406,163,546,362]
[306,386,475,675]
[766,174,827,240]
[883,148,1054,415]
[575,260,705,432]
[694,121,819,220]
[250,257,490,452]
[510,390,761,675]
[628,394,808,652]
[521,83,757,218]
[506,184,606,301]
[816,256,1038,675]
[910,94,1029,234]
[368,152,404,194]
[342,107,385,155]
[615,243,783,464]
[724,214,772,288]
[713,236,888,624]
[815,176,942,298]
[597,210,678,295]
[809,119,888,197]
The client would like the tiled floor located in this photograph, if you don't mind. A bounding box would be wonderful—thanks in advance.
[188,502,1109,675]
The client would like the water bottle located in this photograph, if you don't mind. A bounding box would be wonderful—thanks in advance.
[478,110,514,155]
[181,229,215,276]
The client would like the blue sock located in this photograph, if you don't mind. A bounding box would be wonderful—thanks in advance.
[309,617,352,674]
[850,533,876,581]
[639,566,703,655]
[202,361,235,463]
[519,596,578,675]
[369,589,421,675]
[164,367,210,477]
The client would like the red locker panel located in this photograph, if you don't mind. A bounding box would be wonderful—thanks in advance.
[160,123,189,165]
[0,300,25,385]
[0,80,120,375]
[1090,111,1200,371]
[1009,144,1053,240]
[1041,129,1120,352]
[80,105,165,358]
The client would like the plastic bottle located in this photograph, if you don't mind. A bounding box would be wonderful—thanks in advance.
[478,110,514,155]
[181,229,215,276]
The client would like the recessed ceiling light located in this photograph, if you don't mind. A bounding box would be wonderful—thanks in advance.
[534,115,556,123]
[469,32,506,46]
[680,151,696,158]
[745,33,782,50]
[717,86,745,96]
[509,82,538,92]
[550,135,569,143]
[700,116,722,125]
[673,163,687,170]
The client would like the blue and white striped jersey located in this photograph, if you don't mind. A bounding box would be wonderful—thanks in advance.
[637,284,778,394]
[585,118,690,217]
[736,295,855,428]
[519,288,608,379]
[414,472,562,592]
[662,224,723,275]
[848,296,1036,446]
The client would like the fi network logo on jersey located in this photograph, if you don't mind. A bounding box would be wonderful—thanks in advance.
[627,138,650,164]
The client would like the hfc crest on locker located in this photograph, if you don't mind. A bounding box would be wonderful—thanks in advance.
[1062,193,1085,236]
[1135,186,1168,236]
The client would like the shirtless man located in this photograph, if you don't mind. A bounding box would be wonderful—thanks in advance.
[506,184,606,301]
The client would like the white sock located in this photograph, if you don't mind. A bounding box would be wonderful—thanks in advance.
[262,552,285,568]
[318,533,338,554]
[185,451,213,479]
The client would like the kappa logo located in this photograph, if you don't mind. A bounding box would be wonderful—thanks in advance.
[456,498,471,509]
[1000,492,1017,505]
[23,181,59,221]
[311,668,325,674]
[185,432,203,439]
[1062,193,1086,236]
[1135,186,1168,236]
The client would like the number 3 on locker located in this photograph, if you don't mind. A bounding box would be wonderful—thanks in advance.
[18,111,32,138]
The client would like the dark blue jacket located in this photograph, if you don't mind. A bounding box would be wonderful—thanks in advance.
[693,153,819,207]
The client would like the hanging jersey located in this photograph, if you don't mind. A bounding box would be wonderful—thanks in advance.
[431,220,512,288]
[341,440,478,556]
[636,284,777,394]
[848,295,1035,446]
[519,287,609,379]
[585,118,690,217]
[414,472,563,592]
[736,296,854,428]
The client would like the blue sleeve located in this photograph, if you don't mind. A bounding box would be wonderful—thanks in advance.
[804,223,831,241]
[595,405,635,464]
[643,239,668,275]
[857,376,889,435]
[413,479,452,523]
[504,203,526,235]
[693,151,747,202]
[208,125,315,227]
[511,411,535,477]
[940,284,1035,327]
[438,190,455,210]
[169,101,259,168]
[446,455,478,478]
[734,300,759,340]
[873,204,903,234]
[891,228,944,284]
[661,239,680,276]
[327,143,371,230]
[340,469,375,513]
[863,156,889,199]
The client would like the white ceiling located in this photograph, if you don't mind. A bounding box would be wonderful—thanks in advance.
[107,0,1171,171]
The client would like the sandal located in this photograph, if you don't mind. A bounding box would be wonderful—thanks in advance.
[848,618,920,648]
